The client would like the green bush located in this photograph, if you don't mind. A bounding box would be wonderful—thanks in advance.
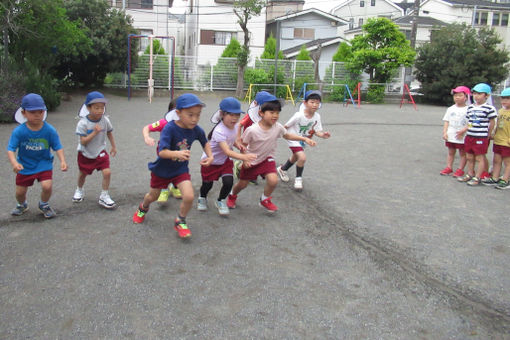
[0,67,25,122]
[366,84,385,103]
[24,63,60,111]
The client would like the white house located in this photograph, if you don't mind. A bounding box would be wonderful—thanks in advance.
[185,0,266,65]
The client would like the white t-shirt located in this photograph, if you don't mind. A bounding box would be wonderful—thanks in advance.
[76,115,113,158]
[201,121,238,165]
[285,111,323,147]
[442,104,468,143]
[242,122,286,166]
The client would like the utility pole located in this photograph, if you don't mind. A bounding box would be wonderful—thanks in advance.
[273,20,280,95]
[405,0,420,88]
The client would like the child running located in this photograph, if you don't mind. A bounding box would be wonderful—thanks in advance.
[276,90,331,190]
[226,95,316,213]
[197,97,256,216]
[73,91,117,208]
[457,83,497,186]
[132,93,213,239]
[7,93,68,218]
[482,88,510,189]
[142,98,183,201]
[440,86,470,177]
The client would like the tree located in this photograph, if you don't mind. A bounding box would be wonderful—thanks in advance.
[348,18,415,83]
[415,23,510,105]
[57,0,138,87]
[221,37,242,58]
[332,42,352,62]
[144,39,166,55]
[260,33,284,59]
[296,45,311,60]
[233,0,265,97]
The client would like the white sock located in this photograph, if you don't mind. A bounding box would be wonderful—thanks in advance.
[101,190,108,196]
[261,194,268,201]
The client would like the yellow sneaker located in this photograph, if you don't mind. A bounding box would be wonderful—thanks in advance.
[170,186,182,199]
[157,189,170,202]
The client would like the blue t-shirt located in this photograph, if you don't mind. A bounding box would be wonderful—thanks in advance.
[148,120,207,178]
[7,122,63,175]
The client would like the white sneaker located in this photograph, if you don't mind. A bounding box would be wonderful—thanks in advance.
[99,192,116,209]
[73,188,84,202]
[197,197,208,211]
[277,166,289,182]
[294,177,303,191]
[215,199,230,216]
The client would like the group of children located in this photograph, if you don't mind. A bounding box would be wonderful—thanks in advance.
[441,83,510,189]
[7,89,330,240]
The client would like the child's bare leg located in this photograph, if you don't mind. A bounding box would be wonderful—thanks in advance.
[446,148,456,169]
[263,173,278,197]
[101,168,111,190]
[295,151,307,167]
[232,179,250,196]
[491,153,502,179]
[176,180,194,218]
[475,154,485,178]
[77,171,87,188]
[458,150,467,170]
[142,188,162,209]
[15,186,28,204]
[501,157,510,181]
[40,179,52,202]
[466,153,475,176]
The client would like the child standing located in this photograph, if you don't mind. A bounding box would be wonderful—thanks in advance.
[226,97,316,213]
[197,97,256,216]
[276,90,331,190]
[440,86,470,177]
[142,98,183,201]
[132,93,213,239]
[482,88,510,189]
[7,93,68,218]
[457,83,497,186]
[73,91,117,208]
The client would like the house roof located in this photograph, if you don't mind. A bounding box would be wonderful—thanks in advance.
[330,0,404,15]
[394,2,415,12]
[268,7,349,25]
[393,15,448,27]
[282,36,349,58]
[421,0,510,10]
[267,0,305,3]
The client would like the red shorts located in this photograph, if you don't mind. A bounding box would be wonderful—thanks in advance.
[464,136,489,155]
[201,159,233,182]
[150,172,191,189]
[78,151,110,175]
[290,146,304,153]
[493,144,510,158]
[16,170,52,187]
[445,141,464,150]
[239,157,277,181]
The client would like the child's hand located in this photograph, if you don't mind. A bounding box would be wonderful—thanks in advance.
[304,138,316,147]
[60,161,68,172]
[242,160,253,168]
[234,140,246,153]
[443,133,448,140]
[94,124,103,133]
[12,162,23,173]
[322,131,331,139]
[144,136,156,146]
[110,147,117,157]
[200,156,214,167]
[242,153,257,162]
[175,150,191,161]
[455,130,465,140]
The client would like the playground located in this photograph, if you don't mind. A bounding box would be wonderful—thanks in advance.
[0,91,509,338]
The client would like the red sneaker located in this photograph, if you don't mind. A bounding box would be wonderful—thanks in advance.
[227,194,237,209]
[132,203,148,223]
[452,168,464,177]
[440,167,453,176]
[259,197,278,213]
[480,171,490,180]
[174,218,191,238]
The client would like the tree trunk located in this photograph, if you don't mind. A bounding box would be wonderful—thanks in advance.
[236,64,245,98]
[2,26,8,74]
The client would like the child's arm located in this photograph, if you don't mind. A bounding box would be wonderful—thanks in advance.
[142,124,156,146]
[456,125,468,140]
[55,149,68,171]
[200,142,214,166]
[443,122,449,140]
[283,132,316,147]
[315,130,331,139]
[7,150,23,173]
[159,148,191,161]
[80,124,102,146]
[107,131,117,157]
[219,141,256,163]
[488,118,496,139]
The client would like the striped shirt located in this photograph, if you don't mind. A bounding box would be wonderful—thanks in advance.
[466,103,497,138]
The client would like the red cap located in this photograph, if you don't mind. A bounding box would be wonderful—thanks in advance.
[451,86,471,96]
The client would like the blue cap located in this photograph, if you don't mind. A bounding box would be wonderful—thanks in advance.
[219,97,243,114]
[176,93,205,109]
[305,90,322,100]
[501,88,510,97]
[255,91,278,106]
[85,91,108,105]
[472,83,491,94]
[21,93,47,111]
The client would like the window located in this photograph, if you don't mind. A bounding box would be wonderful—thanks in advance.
[138,29,153,52]
[349,18,354,29]
[200,30,235,45]
[481,12,488,25]
[358,18,364,27]
[371,0,375,6]
[493,13,500,26]
[127,0,153,9]
[502,13,509,26]
[294,28,315,39]
[360,1,365,7]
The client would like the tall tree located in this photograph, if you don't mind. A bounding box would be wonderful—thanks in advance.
[348,17,415,83]
[415,23,509,105]
[260,33,283,60]
[233,0,265,97]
